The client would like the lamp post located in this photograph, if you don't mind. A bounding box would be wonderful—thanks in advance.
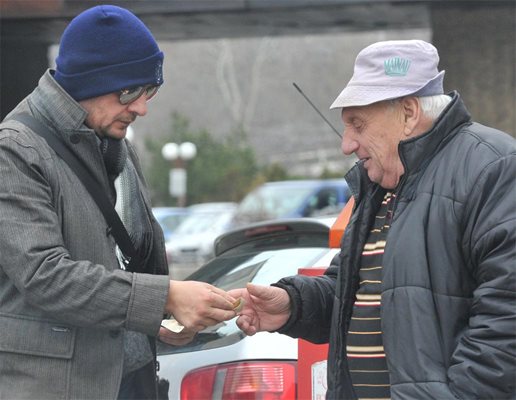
[161,142,197,207]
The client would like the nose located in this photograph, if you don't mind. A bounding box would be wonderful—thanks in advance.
[127,95,148,117]
[341,131,358,156]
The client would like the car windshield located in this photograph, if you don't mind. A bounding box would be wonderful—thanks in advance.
[157,247,330,356]
[238,185,315,218]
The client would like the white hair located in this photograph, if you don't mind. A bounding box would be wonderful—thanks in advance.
[418,94,452,119]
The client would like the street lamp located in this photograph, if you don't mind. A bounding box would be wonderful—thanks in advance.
[162,142,197,207]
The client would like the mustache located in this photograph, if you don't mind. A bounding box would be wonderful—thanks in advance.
[120,116,136,125]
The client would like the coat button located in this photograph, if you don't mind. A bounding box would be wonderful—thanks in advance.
[109,329,121,338]
[70,134,81,144]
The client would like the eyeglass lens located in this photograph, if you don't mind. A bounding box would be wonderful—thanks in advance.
[120,85,160,105]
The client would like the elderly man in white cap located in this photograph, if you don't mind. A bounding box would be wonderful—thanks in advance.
[230,40,516,399]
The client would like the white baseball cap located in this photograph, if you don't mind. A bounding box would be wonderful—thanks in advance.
[330,39,445,109]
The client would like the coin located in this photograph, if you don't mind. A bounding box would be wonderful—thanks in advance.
[233,297,245,313]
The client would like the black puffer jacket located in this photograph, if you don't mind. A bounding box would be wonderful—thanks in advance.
[275,92,516,399]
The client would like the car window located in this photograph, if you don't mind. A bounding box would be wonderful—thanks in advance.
[238,186,315,218]
[157,247,330,356]
[305,188,340,217]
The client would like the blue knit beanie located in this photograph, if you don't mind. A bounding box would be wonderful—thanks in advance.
[54,5,164,101]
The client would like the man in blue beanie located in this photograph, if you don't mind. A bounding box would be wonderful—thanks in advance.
[0,5,238,399]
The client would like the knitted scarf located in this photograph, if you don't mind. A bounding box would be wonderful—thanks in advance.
[100,137,154,270]
[100,137,154,375]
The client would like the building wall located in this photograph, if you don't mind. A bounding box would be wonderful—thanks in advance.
[431,2,515,136]
[54,28,428,177]
[38,2,513,178]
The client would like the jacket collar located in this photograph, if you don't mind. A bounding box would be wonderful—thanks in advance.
[398,91,471,175]
[29,69,89,133]
[26,70,115,195]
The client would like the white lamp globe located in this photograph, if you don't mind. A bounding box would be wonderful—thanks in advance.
[162,142,179,161]
[179,142,197,160]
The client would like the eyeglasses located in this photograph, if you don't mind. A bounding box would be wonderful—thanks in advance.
[119,85,160,105]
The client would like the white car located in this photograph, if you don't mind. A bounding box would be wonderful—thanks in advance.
[165,202,237,269]
[157,216,343,399]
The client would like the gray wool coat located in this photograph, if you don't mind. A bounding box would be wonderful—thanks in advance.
[0,70,170,399]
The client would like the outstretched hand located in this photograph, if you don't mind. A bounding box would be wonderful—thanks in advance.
[228,283,291,336]
[165,280,237,332]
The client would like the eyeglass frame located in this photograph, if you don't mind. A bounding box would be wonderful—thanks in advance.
[119,84,161,105]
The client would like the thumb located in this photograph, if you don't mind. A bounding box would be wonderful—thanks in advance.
[246,282,276,300]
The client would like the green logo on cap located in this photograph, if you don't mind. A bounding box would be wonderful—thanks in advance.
[384,57,411,76]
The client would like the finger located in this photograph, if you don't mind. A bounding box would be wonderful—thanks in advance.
[236,316,257,336]
[246,326,257,336]
[227,288,245,299]
[209,287,237,309]
[246,282,272,299]
[158,330,196,345]
[200,309,236,326]
[235,315,248,329]
[159,326,194,339]
[159,333,195,346]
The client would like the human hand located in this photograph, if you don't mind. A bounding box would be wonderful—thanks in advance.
[165,280,237,332]
[158,326,196,346]
[228,282,291,336]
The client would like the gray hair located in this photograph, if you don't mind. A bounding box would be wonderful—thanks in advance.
[418,94,452,119]
[387,94,451,120]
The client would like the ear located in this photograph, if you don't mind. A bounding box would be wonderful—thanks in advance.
[400,96,422,137]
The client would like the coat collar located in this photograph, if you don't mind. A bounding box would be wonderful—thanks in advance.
[26,70,114,195]
[398,91,471,175]
[29,69,90,134]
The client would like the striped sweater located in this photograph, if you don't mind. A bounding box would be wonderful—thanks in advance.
[347,191,394,400]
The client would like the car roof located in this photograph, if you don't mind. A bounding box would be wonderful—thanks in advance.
[187,202,237,212]
[152,207,188,216]
[258,179,348,188]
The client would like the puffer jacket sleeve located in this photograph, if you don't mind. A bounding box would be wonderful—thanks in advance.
[448,151,516,399]
[273,252,340,344]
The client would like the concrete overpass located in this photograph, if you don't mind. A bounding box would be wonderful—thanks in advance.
[0,0,433,118]
[1,0,433,42]
[1,0,514,140]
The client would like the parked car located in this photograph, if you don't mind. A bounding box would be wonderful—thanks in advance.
[157,213,346,399]
[165,202,237,268]
[229,179,350,228]
[152,207,190,242]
